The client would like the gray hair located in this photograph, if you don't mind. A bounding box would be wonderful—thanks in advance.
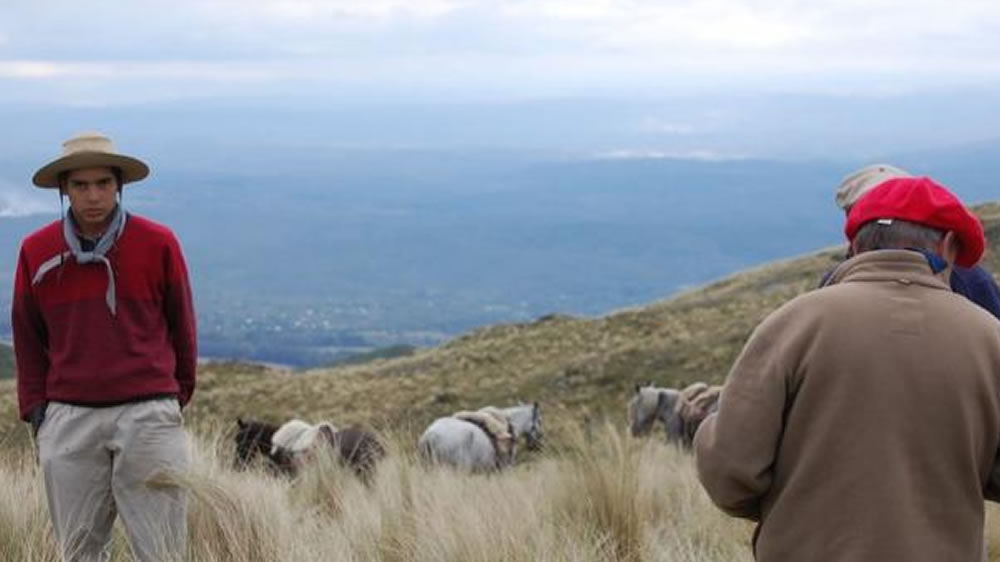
[852,219,944,255]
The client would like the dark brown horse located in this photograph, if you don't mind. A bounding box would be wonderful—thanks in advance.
[233,418,385,482]
[320,425,385,483]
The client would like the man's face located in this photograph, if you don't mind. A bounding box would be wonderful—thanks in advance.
[64,167,118,234]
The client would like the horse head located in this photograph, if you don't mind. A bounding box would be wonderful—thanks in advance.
[524,401,544,451]
[233,418,278,470]
[628,385,678,437]
[503,402,544,451]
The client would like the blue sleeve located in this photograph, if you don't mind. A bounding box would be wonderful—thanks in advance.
[950,266,1000,321]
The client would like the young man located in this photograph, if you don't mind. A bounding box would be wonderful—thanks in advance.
[12,132,197,561]
[824,163,1000,319]
[695,177,1000,561]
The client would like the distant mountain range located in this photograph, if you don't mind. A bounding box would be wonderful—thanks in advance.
[4,92,1000,161]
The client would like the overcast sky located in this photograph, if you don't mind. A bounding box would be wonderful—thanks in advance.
[2,0,1000,105]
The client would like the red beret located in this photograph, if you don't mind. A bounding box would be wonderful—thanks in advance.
[845,177,984,267]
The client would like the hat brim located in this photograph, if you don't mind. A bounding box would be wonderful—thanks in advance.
[954,222,985,268]
[32,152,149,189]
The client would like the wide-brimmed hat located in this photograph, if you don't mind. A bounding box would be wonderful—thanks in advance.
[834,163,911,210]
[32,131,149,189]
[845,176,985,267]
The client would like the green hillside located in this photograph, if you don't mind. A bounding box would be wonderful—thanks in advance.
[2,202,999,446]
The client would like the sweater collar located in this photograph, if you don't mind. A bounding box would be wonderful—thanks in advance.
[30,206,128,316]
[825,249,952,291]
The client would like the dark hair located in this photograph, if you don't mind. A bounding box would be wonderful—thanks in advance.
[852,219,944,255]
[57,166,124,192]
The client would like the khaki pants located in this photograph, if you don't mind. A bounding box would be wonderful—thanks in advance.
[37,399,189,562]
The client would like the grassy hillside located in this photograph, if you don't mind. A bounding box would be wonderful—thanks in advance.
[1,204,999,560]
[2,203,999,447]
[0,343,11,380]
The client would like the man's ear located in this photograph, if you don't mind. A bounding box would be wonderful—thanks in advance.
[939,231,960,266]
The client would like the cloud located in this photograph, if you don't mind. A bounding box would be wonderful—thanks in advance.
[0,61,278,81]
[498,0,1000,49]
[0,180,58,217]
[256,0,465,22]
[499,0,813,50]
[0,0,999,104]
[593,149,746,162]
[637,118,697,136]
[4,0,999,59]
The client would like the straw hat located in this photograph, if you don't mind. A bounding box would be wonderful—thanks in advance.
[834,163,910,210]
[32,131,149,189]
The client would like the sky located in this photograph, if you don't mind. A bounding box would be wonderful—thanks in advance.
[2,0,1000,105]
[2,0,1000,195]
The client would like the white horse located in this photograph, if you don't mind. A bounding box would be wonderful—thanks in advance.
[628,383,682,440]
[628,382,721,446]
[418,402,542,472]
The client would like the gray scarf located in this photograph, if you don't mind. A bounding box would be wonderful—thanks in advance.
[31,206,128,315]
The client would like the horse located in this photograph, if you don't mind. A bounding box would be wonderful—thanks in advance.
[234,418,292,476]
[628,382,722,446]
[628,383,682,440]
[330,425,386,483]
[234,418,385,482]
[418,402,542,472]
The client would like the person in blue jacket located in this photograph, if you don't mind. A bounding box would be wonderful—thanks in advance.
[823,164,1000,320]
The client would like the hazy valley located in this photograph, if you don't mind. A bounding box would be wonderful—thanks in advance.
[2,139,999,368]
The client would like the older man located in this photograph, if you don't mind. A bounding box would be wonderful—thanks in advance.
[824,163,1000,319]
[695,177,1000,561]
[12,132,196,561]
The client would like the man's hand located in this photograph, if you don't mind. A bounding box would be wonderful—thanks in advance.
[28,402,48,438]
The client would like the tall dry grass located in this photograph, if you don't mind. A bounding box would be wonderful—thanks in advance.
[0,424,754,562]
[3,425,1000,561]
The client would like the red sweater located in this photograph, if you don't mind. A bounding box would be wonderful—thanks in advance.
[12,214,197,421]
